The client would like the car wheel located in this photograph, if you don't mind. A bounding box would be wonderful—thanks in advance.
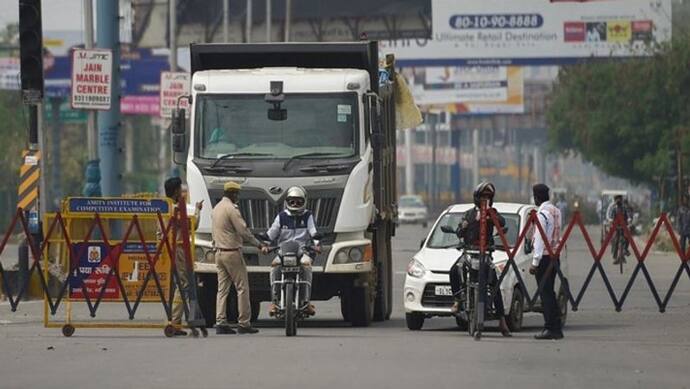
[455,316,468,330]
[558,286,568,327]
[508,287,524,332]
[405,313,424,330]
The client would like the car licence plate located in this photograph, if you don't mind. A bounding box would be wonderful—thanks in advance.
[434,285,453,296]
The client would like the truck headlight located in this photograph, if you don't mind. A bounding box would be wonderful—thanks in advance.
[333,245,371,264]
[195,247,205,262]
[334,250,350,264]
[407,259,426,279]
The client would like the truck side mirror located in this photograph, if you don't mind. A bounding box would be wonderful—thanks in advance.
[171,108,186,134]
[172,133,186,153]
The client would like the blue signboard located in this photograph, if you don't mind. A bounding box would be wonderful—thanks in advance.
[68,198,171,215]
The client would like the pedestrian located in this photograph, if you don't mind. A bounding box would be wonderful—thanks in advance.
[678,195,690,255]
[212,181,268,334]
[163,177,203,336]
[528,183,564,340]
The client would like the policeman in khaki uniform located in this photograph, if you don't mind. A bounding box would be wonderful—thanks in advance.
[212,181,268,334]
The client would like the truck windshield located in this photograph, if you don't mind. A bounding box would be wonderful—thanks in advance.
[195,93,359,159]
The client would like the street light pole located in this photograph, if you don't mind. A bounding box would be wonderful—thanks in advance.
[82,0,101,196]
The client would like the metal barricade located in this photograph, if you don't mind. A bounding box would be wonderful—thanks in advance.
[0,197,201,337]
[487,207,689,314]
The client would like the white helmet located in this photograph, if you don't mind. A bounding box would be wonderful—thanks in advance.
[285,186,307,214]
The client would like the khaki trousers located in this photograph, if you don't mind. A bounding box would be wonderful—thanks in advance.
[171,248,188,325]
[215,251,251,327]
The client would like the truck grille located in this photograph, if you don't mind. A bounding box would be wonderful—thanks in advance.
[421,283,454,308]
[238,197,339,230]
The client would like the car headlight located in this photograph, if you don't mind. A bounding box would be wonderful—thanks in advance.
[407,259,426,278]
[334,250,350,264]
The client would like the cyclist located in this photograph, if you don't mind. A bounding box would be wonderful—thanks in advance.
[606,195,631,264]
[449,182,511,337]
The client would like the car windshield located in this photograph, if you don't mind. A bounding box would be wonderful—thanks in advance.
[426,211,521,250]
[399,197,425,208]
[195,93,358,159]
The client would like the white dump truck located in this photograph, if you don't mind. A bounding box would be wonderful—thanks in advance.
[171,41,420,327]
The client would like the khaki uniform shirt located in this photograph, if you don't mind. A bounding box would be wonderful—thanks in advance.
[212,197,262,249]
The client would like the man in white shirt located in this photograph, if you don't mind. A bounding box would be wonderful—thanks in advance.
[528,183,564,340]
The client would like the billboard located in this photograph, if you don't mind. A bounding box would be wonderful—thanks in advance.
[403,66,524,114]
[393,0,672,66]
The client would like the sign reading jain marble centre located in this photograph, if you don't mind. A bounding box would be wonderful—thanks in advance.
[401,0,672,66]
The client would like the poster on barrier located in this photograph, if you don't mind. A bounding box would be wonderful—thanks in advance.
[118,243,171,301]
[69,243,120,299]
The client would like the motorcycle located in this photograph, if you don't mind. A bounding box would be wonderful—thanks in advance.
[455,246,504,341]
[442,225,505,341]
[259,237,317,337]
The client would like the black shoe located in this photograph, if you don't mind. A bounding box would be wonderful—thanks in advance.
[534,330,564,340]
[215,324,237,335]
[237,326,259,334]
[173,329,188,336]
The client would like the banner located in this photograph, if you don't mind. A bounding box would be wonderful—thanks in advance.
[405,66,524,114]
[388,0,672,66]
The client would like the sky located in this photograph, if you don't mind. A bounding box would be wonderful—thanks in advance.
[1,0,85,32]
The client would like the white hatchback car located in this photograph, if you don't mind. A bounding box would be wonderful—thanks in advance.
[397,195,429,227]
[403,202,569,331]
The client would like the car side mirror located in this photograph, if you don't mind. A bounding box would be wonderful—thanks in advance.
[440,226,455,234]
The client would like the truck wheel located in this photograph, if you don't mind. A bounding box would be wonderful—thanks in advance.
[250,299,260,323]
[508,287,524,332]
[340,292,351,322]
[197,274,217,328]
[350,285,373,327]
[405,313,424,330]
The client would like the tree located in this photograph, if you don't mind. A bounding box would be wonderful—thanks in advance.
[547,34,690,185]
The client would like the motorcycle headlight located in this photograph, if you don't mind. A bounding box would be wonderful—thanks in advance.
[407,259,427,279]
[282,255,298,267]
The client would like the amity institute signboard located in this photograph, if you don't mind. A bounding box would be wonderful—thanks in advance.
[404,0,673,66]
[70,48,113,110]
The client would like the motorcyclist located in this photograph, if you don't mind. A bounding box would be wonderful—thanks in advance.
[266,186,321,316]
[449,182,511,337]
[606,194,631,263]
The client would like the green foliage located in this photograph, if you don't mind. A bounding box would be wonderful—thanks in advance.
[547,35,690,184]
[0,91,29,231]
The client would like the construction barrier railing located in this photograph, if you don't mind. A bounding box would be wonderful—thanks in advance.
[484,206,690,314]
[0,197,202,337]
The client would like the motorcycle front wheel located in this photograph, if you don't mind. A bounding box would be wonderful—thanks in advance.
[285,283,297,337]
[467,286,477,337]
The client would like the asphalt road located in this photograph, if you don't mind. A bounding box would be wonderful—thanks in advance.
[1,223,689,389]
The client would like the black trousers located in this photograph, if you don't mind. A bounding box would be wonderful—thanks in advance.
[535,256,562,332]
[449,259,506,317]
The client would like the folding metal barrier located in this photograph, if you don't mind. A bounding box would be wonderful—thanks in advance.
[486,206,690,314]
[0,197,200,337]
